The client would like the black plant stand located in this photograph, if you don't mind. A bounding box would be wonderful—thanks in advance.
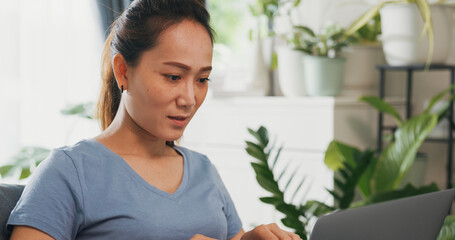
[376,64,455,189]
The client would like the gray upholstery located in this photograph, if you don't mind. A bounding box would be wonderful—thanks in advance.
[0,184,24,240]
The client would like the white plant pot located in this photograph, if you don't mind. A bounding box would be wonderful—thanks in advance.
[303,55,346,97]
[340,44,386,96]
[247,36,270,96]
[380,4,454,66]
[277,46,305,97]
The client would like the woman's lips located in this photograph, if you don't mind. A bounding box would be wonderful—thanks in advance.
[168,116,189,127]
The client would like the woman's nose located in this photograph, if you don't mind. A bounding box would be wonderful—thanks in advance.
[176,80,196,107]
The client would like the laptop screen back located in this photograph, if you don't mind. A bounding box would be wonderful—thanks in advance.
[309,188,455,240]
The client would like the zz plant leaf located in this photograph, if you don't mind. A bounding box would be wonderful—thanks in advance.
[246,126,309,239]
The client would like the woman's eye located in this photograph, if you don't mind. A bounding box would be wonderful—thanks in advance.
[165,75,181,81]
[198,78,210,83]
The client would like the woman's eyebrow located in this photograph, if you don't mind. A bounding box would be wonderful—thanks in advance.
[163,61,212,72]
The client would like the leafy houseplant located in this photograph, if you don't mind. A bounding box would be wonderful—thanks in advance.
[245,86,455,239]
[344,0,452,67]
[291,24,349,58]
[289,23,352,96]
[349,13,381,45]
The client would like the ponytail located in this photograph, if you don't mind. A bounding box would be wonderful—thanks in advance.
[96,29,122,130]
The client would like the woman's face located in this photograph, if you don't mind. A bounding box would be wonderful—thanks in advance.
[123,20,212,141]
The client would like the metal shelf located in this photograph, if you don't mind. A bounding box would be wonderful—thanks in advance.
[377,64,455,189]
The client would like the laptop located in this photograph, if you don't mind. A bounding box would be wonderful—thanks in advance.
[309,188,455,240]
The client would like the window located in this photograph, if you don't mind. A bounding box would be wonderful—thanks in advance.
[0,0,103,171]
[207,0,257,94]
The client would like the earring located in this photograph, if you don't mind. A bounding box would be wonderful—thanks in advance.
[121,85,124,93]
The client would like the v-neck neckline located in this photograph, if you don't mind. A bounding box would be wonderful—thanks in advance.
[86,138,189,200]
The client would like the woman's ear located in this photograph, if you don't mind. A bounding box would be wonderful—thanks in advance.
[112,53,129,92]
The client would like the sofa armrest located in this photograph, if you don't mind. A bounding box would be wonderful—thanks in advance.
[0,184,25,240]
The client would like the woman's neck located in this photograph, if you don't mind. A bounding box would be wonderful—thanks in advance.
[95,103,172,159]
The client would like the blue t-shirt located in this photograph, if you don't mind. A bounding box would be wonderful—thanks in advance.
[7,139,242,240]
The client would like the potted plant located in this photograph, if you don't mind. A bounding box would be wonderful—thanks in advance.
[244,85,455,238]
[344,0,455,67]
[290,23,351,96]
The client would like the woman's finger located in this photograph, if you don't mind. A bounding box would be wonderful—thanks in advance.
[286,231,302,240]
[267,223,292,239]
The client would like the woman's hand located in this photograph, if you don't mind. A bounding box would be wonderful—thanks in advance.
[241,223,302,240]
[190,234,217,240]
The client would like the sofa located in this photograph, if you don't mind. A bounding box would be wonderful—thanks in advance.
[0,184,24,240]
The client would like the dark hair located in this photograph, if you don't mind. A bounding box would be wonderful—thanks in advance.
[96,0,214,132]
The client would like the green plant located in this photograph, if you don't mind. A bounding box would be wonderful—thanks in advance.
[245,86,455,237]
[245,127,309,239]
[0,147,50,180]
[344,0,449,66]
[438,215,455,240]
[291,23,351,57]
[0,102,95,181]
[350,13,381,45]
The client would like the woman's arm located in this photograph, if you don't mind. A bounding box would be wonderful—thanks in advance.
[10,226,55,240]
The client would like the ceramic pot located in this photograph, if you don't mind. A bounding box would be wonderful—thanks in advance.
[247,36,270,96]
[303,55,346,96]
[380,4,454,65]
[340,44,385,96]
[277,46,305,97]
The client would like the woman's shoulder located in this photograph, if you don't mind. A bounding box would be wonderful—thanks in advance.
[173,145,211,164]
[174,145,223,178]
[44,139,113,168]
[61,138,112,155]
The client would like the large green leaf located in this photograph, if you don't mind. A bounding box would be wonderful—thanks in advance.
[60,102,94,119]
[356,183,439,206]
[255,170,282,197]
[0,146,50,180]
[360,96,403,126]
[0,165,15,178]
[424,85,454,114]
[294,25,316,38]
[437,215,455,240]
[343,1,396,38]
[324,140,361,171]
[246,141,267,162]
[251,162,273,179]
[260,196,283,205]
[247,127,269,148]
[303,200,335,217]
[245,126,312,238]
[281,216,306,232]
[357,155,378,198]
[276,202,300,219]
[372,113,438,192]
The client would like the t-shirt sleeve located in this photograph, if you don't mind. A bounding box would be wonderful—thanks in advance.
[208,162,243,239]
[7,148,85,240]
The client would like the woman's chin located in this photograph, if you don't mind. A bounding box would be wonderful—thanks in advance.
[164,133,184,142]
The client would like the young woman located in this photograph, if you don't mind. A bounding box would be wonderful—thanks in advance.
[7,0,301,239]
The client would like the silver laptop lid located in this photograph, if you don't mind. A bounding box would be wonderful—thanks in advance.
[309,188,455,240]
